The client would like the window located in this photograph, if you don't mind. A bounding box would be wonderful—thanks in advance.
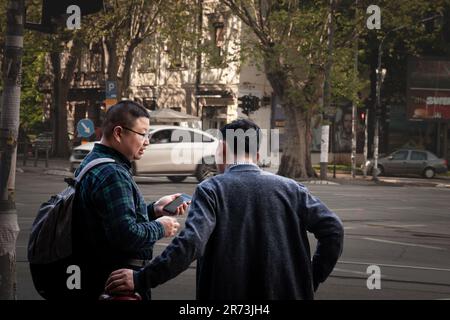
[411,151,427,161]
[192,132,214,143]
[207,12,227,68]
[392,151,408,160]
[171,129,191,143]
[150,130,173,144]
[143,98,157,111]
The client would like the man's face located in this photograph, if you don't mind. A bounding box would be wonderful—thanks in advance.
[118,117,150,161]
[343,114,352,133]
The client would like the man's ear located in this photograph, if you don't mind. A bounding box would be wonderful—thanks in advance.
[112,126,122,143]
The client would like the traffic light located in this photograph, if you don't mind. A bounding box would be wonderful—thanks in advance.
[359,111,366,123]
[238,95,260,116]
[26,0,104,33]
[238,95,248,111]
[250,96,261,112]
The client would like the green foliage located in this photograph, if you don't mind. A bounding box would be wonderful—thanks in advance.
[1,0,45,133]
[20,50,45,133]
[222,0,332,108]
[357,0,450,106]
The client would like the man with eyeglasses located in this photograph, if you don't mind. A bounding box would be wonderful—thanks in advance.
[70,100,188,300]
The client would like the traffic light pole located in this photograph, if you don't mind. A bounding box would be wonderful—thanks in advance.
[0,0,24,300]
[373,31,388,182]
[363,108,369,177]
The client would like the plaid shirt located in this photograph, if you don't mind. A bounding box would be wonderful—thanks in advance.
[73,143,164,261]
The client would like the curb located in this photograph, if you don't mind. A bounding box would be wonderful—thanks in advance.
[17,166,72,176]
[301,180,340,185]
[43,170,73,177]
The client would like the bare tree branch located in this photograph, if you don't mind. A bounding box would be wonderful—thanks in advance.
[222,0,270,47]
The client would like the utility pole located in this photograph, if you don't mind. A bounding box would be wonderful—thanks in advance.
[363,108,369,177]
[195,0,203,127]
[373,64,385,182]
[0,0,24,300]
[320,0,334,180]
[373,27,390,182]
[351,0,359,179]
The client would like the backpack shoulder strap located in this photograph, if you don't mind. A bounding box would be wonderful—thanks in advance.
[75,158,116,184]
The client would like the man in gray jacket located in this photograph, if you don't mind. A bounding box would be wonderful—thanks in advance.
[105,119,344,300]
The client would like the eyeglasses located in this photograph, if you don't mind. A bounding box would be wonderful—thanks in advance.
[122,126,151,140]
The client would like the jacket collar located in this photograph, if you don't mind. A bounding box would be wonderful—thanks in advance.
[225,163,261,173]
[93,143,132,169]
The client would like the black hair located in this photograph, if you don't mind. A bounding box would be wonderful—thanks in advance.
[219,119,261,156]
[101,100,149,138]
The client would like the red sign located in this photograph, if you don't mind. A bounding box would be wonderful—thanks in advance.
[408,89,450,120]
[407,57,450,120]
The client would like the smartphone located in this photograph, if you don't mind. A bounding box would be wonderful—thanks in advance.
[163,194,192,215]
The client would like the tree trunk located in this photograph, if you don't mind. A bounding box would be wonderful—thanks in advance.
[102,35,141,100]
[102,35,119,94]
[50,39,82,157]
[117,39,140,99]
[264,61,316,180]
[50,52,62,157]
[0,0,24,300]
[277,104,316,179]
[50,52,71,157]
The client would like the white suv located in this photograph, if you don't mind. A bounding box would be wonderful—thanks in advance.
[69,125,218,182]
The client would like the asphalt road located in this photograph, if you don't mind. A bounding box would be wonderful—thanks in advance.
[13,171,450,300]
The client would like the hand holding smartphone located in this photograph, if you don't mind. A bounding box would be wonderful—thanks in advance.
[163,193,192,215]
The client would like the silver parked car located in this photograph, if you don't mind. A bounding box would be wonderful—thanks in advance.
[367,149,448,179]
[70,125,218,182]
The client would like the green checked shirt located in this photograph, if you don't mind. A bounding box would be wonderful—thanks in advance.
[73,143,164,262]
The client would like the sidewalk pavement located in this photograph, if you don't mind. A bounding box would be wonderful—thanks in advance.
[325,172,450,188]
[16,156,73,177]
[15,156,450,189]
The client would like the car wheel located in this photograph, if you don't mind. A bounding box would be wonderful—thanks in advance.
[195,160,215,182]
[423,167,435,179]
[167,176,187,183]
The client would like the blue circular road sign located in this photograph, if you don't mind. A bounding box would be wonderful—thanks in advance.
[77,119,95,138]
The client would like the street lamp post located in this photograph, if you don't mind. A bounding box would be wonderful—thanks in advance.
[372,65,386,181]
[372,14,442,182]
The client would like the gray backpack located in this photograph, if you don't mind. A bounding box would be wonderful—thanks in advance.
[28,158,115,264]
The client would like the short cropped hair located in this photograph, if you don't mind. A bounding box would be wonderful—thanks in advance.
[219,119,261,156]
[101,100,149,139]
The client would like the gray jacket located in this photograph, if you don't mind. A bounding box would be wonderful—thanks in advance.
[135,164,344,300]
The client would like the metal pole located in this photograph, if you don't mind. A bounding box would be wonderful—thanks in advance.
[372,33,386,182]
[332,120,336,179]
[195,0,203,127]
[0,0,24,300]
[320,0,335,180]
[363,108,369,177]
[351,0,359,179]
